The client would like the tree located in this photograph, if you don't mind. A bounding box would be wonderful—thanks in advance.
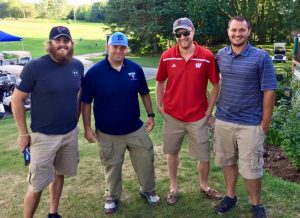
[0,1,9,18]
[105,0,186,54]
[35,0,70,20]
[88,2,106,22]
[186,0,227,45]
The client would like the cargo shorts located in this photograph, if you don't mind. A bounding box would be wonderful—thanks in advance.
[27,127,79,192]
[214,119,265,179]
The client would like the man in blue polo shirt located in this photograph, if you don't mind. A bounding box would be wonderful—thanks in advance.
[81,32,160,215]
[214,16,277,218]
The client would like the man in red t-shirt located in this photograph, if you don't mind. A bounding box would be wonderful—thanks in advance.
[156,17,221,204]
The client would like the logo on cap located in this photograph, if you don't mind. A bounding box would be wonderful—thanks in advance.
[117,35,124,41]
[57,26,67,33]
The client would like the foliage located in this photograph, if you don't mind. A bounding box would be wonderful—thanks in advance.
[88,2,106,22]
[105,0,186,54]
[267,104,287,145]
[279,100,300,169]
[186,0,228,45]
[35,0,70,20]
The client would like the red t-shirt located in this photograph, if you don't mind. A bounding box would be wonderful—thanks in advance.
[156,42,220,122]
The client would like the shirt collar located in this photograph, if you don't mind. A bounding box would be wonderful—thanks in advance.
[175,41,200,58]
[226,42,251,56]
[104,55,127,70]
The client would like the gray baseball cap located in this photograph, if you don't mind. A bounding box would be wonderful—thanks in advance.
[173,17,194,33]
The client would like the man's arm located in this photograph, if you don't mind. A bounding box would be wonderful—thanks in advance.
[205,82,220,117]
[140,93,155,133]
[11,89,30,152]
[261,90,276,134]
[156,81,165,114]
[82,102,96,143]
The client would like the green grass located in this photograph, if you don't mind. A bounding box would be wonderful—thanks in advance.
[1,79,300,217]
[0,19,109,57]
[89,54,161,68]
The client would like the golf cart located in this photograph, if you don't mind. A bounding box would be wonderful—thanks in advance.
[0,69,16,119]
[0,51,32,66]
[272,42,287,63]
[0,65,30,114]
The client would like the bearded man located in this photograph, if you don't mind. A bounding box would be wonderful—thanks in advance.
[12,26,84,218]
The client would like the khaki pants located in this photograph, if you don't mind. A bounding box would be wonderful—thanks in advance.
[96,126,155,200]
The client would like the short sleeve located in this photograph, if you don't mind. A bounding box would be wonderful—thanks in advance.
[16,60,36,93]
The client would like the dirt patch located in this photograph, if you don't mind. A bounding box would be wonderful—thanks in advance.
[264,144,300,184]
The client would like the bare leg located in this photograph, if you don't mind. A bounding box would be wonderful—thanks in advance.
[167,154,179,192]
[244,178,261,205]
[49,174,64,214]
[198,160,210,190]
[223,165,238,198]
[23,191,42,218]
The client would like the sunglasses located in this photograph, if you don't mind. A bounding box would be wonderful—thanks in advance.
[174,31,191,38]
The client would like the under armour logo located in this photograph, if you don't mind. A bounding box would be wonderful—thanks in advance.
[73,70,79,76]
[172,64,176,68]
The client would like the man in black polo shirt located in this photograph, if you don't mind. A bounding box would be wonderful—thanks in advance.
[12,26,84,218]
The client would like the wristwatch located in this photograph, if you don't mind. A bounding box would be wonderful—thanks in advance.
[147,113,155,117]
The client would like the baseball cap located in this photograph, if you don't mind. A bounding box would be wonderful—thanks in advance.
[49,26,72,40]
[173,17,194,33]
[107,32,128,47]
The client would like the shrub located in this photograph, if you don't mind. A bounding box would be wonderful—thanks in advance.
[267,104,288,145]
[279,100,300,170]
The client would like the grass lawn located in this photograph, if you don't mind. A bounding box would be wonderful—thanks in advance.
[1,79,300,217]
[0,19,109,57]
[89,54,161,68]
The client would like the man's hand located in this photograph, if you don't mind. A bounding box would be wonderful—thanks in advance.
[260,121,270,135]
[157,105,164,114]
[205,108,213,124]
[84,127,96,143]
[145,117,155,133]
[18,135,30,152]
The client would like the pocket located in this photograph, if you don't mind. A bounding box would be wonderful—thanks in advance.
[138,131,153,150]
[258,125,266,137]
[99,141,114,164]
[30,132,41,145]
[251,150,264,171]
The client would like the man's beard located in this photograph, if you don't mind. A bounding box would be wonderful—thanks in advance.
[48,44,73,63]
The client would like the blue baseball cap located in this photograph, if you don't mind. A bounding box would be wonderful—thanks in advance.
[107,32,128,47]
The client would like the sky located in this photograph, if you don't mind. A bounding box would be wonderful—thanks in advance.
[22,0,104,5]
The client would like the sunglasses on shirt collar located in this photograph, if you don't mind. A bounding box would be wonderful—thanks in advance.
[174,30,191,38]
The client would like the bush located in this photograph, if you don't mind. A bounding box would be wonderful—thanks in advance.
[279,101,300,170]
[267,104,288,145]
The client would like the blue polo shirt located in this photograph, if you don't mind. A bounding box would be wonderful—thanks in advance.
[216,43,277,125]
[81,56,150,135]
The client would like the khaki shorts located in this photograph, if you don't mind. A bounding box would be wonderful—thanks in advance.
[214,119,265,179]
[28,127,79,192]
[163,113,210,161]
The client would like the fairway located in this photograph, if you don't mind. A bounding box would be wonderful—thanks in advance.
[0,20,109,57]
